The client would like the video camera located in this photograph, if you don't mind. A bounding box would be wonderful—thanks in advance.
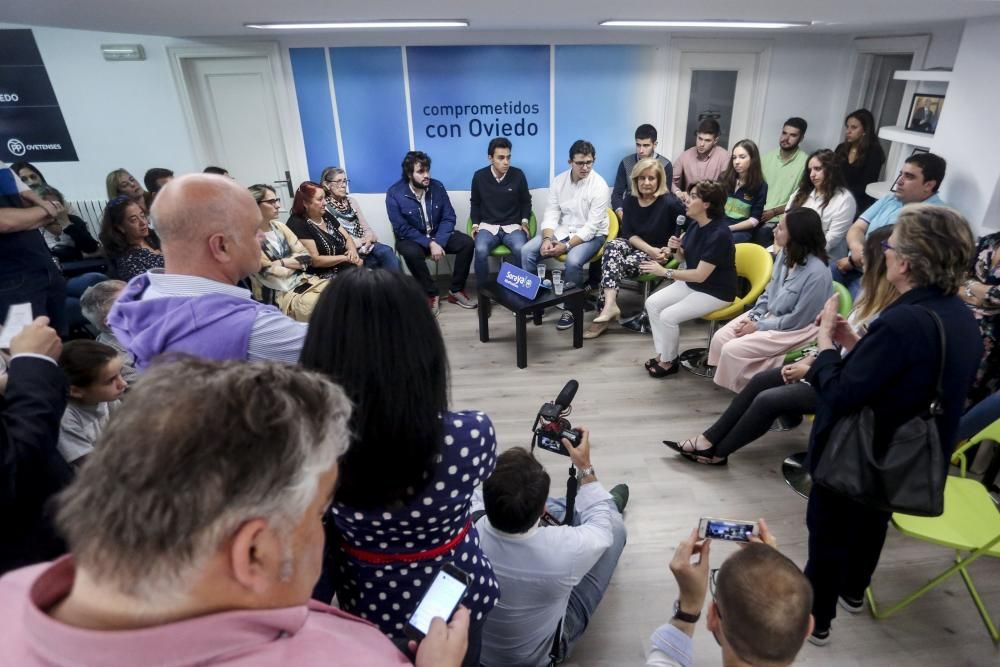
[531,380,582,456]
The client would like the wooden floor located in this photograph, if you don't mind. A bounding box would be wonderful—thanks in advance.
[437,284,1000,666]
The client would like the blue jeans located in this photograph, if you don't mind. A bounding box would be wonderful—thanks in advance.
[362,242,402,272]
[521,235,606,289]
[474,228,528,287]
[544,495,627,662]
[959,390,1000,441]
[831,263,862,300]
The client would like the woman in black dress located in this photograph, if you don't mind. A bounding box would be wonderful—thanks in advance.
[285,181,362,278]
[833,109,885,213]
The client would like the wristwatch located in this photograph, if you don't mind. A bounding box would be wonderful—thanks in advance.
[673,599,701,623]
[577,465,595,478]
[665,268,674,281]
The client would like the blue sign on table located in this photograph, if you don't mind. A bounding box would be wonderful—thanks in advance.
[497,261,541,300]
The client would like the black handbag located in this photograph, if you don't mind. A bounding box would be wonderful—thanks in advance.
[813,308,947,517]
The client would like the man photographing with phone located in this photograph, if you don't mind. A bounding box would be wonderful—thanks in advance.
[472,428,629,666]
[647,519,814,667]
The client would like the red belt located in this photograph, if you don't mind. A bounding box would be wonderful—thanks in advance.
[340,520,471,565]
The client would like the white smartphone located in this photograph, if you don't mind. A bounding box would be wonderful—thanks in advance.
[698,517,759,543]
[404,563,470,640]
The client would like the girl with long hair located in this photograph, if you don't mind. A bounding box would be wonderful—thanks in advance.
[719,139,769,245]
[833,109,885,212]
[787,149,856,258]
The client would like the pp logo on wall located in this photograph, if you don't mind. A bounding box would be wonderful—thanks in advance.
[0,29,78,162]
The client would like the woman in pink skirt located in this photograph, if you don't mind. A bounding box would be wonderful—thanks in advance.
[708,208,831,392]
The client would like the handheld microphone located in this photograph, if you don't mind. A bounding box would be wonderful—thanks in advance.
[675,214,687,232]
[553,379,578,413]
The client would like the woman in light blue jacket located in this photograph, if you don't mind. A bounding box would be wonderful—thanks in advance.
[708,208,832,392]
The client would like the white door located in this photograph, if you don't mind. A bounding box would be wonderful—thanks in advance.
[171,48,296,208]
[668,46,770,158]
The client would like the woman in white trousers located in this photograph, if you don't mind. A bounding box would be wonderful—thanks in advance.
[641,180,738,378]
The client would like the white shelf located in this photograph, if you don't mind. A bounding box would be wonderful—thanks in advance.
[878,125,933,147]
[866,181,893,200]
[893,70,952,83]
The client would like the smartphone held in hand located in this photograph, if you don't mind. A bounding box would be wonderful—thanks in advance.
[405,563,470,640]
[697,517,759,542]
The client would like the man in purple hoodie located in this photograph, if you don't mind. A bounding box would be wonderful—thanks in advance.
[108,174,307,368]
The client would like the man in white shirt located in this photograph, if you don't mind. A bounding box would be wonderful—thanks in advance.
[474,431,628,667]
[522,140,610,330]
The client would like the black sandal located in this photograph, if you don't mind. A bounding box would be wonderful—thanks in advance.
[663,439,728,466]
[647,358,679,378]
[644,357,659,370]
[680,449,728,466]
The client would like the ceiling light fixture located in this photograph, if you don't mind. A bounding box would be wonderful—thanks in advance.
[600,19,812,29]
[245,20,469,30]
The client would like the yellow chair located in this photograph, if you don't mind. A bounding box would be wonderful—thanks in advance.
[865,418,1000,642]
[555,208,619,273]
[466,213,537,259]
[680,243,774,377]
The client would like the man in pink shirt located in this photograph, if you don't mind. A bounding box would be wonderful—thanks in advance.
[671,118,730,199]
[0,358,468,666]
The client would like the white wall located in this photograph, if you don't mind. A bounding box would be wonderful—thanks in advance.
[5,19,987,236]
[931,16,1000,233]
[1,23,207,201]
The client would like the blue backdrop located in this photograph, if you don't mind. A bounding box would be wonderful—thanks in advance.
[289,44,660,193]
[407,45,550,190]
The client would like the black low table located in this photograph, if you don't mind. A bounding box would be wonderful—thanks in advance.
[478,281,585,368]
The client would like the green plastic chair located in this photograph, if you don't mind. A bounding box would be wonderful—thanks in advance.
[466,213,537,257]
[782,281,854,364]
[636,257,679,299]
[865,417,1000,642]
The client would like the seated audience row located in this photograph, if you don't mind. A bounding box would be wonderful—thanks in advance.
[665,226,896,465]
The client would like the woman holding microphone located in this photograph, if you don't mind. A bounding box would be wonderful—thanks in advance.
[639,180,737,377]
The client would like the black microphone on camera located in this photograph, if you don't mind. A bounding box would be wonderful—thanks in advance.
[553,379,578,414]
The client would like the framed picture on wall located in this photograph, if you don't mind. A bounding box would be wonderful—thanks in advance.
[905,93,944,134]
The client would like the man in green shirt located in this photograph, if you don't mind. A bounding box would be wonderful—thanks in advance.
[760,117,809,225]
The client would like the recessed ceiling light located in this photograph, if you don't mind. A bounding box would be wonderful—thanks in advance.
[600,19,812,29]
[245,20,469,30]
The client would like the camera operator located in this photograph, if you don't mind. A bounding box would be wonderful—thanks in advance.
[472,428,628,666]
[646,520,813,667]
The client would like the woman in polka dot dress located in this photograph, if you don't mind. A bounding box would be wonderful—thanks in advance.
[300,269,499,667]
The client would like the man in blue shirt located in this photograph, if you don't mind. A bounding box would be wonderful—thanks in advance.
[386,151,476,315]
[833,152,947,297]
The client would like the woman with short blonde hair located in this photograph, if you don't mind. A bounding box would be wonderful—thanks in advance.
[586,157,685,338]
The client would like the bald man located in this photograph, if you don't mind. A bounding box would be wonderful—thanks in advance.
[107,174,307,368]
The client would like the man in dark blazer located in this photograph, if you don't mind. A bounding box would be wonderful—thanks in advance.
[0,316,72,574]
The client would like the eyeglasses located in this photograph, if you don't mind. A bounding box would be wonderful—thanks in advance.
[880,239,895,253]
[325,178,350,186]
[572,160,594,167]
[259,198,280,206]
[709,568,720,600]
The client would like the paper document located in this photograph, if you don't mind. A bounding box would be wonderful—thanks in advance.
[0,303,33,349]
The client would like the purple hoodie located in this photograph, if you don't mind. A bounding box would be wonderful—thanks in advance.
[107,273,278,370]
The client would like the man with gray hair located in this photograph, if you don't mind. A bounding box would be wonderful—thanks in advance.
[107,174,307,369]
[79,279,137,384]
[0,358,469,666]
